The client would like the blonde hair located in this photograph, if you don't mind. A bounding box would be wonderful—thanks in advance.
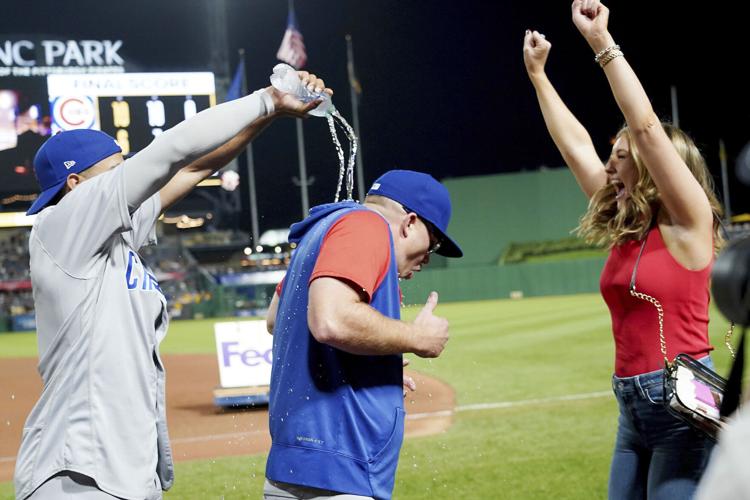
[577,123,724,250]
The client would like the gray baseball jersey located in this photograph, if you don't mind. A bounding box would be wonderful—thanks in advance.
[13,87,275,500]
[14,165,168,500]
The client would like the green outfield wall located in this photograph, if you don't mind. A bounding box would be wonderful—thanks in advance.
[441,168,589,268]
[400,257,607,304]
[398,168,607,303]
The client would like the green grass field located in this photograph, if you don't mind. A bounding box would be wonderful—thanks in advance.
[0,293,737,499]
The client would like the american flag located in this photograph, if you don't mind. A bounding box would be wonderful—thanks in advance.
[276,6,307,69]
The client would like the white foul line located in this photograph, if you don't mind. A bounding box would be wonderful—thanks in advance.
[406,390,612,420]
[170,429,267,444]
[0,391,612,463]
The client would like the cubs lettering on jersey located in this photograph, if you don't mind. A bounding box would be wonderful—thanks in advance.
[125,250,162,292]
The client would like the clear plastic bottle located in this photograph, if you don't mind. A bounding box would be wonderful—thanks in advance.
[269,63,333,117]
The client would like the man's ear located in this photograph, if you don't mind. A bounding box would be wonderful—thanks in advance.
[399,212,418,238]
[65,173,83,192]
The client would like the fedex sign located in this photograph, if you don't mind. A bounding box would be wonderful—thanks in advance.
[221,342,272,367]
[214,320,273,388]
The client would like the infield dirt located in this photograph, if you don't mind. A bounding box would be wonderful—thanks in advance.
[0,354,455,482]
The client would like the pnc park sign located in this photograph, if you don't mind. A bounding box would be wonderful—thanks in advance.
[0,38,125,77]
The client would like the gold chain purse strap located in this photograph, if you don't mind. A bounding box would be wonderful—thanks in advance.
[628,235,735,365]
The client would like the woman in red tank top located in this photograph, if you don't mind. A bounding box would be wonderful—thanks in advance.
[523,1,725,499]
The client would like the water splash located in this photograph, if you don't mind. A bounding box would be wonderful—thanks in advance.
[327,114,346,202]
[326,109,359,202]
[332,109,358,201]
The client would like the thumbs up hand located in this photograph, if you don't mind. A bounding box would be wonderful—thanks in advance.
[412,292,449,358]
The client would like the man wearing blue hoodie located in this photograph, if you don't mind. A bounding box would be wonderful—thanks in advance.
[264,170,463,500]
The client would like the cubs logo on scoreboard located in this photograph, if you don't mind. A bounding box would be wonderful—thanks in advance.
[51,95,98,130]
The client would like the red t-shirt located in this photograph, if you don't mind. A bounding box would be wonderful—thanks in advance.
[600,226,713,376]
[275,210,392,303]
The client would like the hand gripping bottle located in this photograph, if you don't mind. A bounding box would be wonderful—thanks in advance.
[269,63,334,117]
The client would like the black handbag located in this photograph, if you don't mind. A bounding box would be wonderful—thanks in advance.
[663,354,727,438]
[629,235,737,440]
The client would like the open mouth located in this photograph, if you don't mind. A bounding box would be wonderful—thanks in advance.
[611,180,626,200]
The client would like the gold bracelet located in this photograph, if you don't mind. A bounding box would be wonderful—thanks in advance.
[594,44,620,64]
[599,49,623,68]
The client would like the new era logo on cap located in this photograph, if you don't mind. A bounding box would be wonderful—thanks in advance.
[63,160,76,169]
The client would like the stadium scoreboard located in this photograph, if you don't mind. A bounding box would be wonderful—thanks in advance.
[47,72,216,155]
[1,71,216,196]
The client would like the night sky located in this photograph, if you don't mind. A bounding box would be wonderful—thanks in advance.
[2,1,748,234]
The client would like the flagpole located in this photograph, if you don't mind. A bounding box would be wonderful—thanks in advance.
[670,85,679,128]
[296,119,310,217]
[278,0,310,218]
[346,35,365,202]
[719,139,732,222]
[239,48,261,243]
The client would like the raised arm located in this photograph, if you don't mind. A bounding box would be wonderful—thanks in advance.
[307,277,448,358]
[523,29,606,198]
[124,72,331,213]
[571,0,713,231]
[158,112,274,212]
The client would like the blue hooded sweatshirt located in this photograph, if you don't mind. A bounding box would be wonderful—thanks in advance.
[266,201,404,499]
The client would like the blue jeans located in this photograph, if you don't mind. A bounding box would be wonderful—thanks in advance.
[609,359,715,500]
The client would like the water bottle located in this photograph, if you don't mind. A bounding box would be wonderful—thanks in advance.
[269,63,333,117]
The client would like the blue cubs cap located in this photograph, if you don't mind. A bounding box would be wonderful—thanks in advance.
[367,169,463,258]
[27,129,122,215]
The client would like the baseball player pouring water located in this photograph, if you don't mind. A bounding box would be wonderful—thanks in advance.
[14,71,332,500]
